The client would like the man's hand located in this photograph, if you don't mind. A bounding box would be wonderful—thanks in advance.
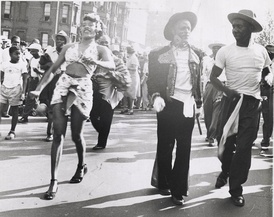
[21,93,25,101]
[29,90,41,99]
[153,96,165,112]
[226,89,240,101]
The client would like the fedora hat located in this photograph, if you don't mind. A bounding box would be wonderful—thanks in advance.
[164,11,197,41]
[227,9,262,32]
[52,30,70,44]
[27,43,42,51]
[126,46,135,54]
[208,42,225,50]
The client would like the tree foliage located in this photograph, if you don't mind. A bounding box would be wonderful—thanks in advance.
[254,11,274,46]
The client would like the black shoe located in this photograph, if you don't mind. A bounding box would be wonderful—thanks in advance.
[231,195,245,207]
[215,173,228,188]
[171,196,184,206]
[18,117,28,123]
[2,112,10,118]
[92,145,105,150]
[159,189,171,196]
[70,164,88,183]
[44,179,58,200]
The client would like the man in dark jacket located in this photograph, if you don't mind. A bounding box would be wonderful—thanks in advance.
[147,11,204,206]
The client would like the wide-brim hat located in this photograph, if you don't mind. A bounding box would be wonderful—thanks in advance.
[164,11,197,41]
[227,9,262,32]
[208,42,225,50]
[27,43,42,51]
[52,30,70,44]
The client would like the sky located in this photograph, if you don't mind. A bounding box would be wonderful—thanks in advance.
[146,0,274,51]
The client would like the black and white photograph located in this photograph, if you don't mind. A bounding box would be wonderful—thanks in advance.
[0,0,273,216]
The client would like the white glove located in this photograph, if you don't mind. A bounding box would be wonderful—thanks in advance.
[153,96,165,112]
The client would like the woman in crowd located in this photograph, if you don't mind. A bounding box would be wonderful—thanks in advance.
[31,13,115,200]
[120,46,140,115]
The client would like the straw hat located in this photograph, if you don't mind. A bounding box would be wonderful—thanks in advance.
[52,30,70,44]
[227,9,262,32]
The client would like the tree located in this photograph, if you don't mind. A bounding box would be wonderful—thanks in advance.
[254,10,274,46]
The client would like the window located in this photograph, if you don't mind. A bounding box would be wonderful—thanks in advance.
[44,3,51,21]
[73,6,78,25]
[62,5,69,23]
[4,1,11,19]
[2,30,10,39]
[41,33,49,48]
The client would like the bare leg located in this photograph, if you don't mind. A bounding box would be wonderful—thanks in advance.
[70,105,88,183]
[45,103,68,199]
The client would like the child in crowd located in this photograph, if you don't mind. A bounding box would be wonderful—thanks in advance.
[0,46,28,139]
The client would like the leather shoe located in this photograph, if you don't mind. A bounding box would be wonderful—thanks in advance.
[92,145,105,150]
[159,189,171,196]
[231,195,245,207]
[215,173,228,188]
[171,196,184,206]
[18,117,28,123]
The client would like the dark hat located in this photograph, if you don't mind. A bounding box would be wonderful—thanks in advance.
[52,30,70,44]
[164,11,197,41]
[227,9,262,32]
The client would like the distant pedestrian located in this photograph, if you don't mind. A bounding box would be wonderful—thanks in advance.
[147,11,204,206]
[259,44,274,156]
[202,42,225,146]
[0,46,28,139]
[210,9,272,207]
[120,46,140,115]
[38,30,69,142]
[18,43,44,123]
[90,34,129,150]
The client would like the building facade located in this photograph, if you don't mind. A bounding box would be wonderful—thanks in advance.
[1,1,130,50]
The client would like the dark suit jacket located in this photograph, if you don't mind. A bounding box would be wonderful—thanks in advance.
[147,43,204,108]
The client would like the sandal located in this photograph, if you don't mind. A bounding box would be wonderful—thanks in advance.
[5,131,16,140]
[70,164,88,183]
[44,179,58,200]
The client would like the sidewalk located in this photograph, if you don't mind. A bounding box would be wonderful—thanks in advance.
[0,110,272,217]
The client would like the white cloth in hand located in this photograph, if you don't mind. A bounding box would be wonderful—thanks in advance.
[153,96,165,112]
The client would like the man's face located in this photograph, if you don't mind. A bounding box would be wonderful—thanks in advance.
[172,19,191,45]
[10,50,21,62]
[232,19,252,42]
[55,35,66,48]
[11,38,20,47]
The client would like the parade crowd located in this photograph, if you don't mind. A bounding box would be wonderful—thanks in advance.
[0,9,273,207]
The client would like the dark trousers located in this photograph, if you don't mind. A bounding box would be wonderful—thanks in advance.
[22,77,39,118]
[261,86,273,147]
[203,82,223,139]
[217,95,260,197]
[90,91,114,147]
[156,99,195,198]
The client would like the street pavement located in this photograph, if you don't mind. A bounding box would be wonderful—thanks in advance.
[0,109,272,217]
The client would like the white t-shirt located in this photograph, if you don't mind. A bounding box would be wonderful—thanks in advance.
[45,46,66,72]
[215,42,271,99]
[29,57,43,77]
[1,60,28,88]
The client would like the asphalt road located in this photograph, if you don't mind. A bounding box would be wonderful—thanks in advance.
[0,109,272,217]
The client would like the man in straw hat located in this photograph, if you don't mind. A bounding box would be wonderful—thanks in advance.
[147,11,205,206]
[210,9,272,206]
[202,42,225,147]
[38,30,70,141]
